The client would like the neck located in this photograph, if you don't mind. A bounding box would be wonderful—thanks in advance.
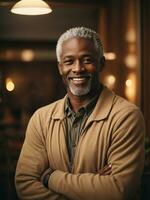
[68,85,102,113]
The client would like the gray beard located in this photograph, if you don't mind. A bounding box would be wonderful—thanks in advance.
[68,78,92,96]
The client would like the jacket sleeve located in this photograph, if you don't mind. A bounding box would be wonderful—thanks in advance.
[15,111,67,200]
[48,108,145,200]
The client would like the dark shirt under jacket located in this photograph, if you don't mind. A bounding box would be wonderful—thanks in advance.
[64,92,100,169]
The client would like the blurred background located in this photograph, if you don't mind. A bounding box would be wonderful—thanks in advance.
[0,0,150,199]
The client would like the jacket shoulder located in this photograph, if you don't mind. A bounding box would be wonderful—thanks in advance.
[31,97,65,124]
[111,94,145,129]
[114,94,141,113]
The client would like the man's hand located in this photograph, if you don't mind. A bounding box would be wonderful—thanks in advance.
[99,164,112,175]
[40,168,53,188]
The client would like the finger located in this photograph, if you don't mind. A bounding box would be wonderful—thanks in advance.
[100,168,112,175]
[40,168,53,181]
[99,164,111,172]
[99,164,112,175]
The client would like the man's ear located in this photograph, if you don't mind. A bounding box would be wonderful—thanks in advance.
[99,56,105,72]
[58,63,63,75]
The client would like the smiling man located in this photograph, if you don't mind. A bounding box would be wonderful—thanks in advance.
[58,36,103,99]
[15,27,145,200]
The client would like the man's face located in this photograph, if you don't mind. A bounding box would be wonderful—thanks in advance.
[58,37,104,97]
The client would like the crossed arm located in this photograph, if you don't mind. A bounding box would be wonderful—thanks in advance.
[43,130,144,200]
[15,108,145,200]
[15,127,111,200]
[15,114,67,200]
[41,164,112,188]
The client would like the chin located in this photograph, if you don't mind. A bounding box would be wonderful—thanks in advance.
[69,86,91,97]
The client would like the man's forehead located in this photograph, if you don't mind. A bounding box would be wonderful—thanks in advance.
[59,38,97,60]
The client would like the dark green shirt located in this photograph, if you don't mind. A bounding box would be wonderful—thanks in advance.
[65,94,99,169]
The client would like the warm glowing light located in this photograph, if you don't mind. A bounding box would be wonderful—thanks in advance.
[124,54,137,69]
[104,75,116,89]
[104,52,116,60]
[21,49,34,61]
[126,79,133,87]
[6,78,15,92]
[125,73,136,103]
[11,0,52,15]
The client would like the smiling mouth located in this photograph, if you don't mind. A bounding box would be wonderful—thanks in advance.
[68,76,91,85]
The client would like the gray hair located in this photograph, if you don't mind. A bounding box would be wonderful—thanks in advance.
[56,27,104,62]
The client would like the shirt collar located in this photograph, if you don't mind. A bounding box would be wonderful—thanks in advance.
[51,85,115,121]
[65,91,100,117]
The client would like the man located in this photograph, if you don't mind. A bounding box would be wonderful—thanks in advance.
[15,27,145,200]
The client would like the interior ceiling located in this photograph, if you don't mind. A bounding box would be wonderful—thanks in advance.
[0,0,105,42]
[0,0,105,6]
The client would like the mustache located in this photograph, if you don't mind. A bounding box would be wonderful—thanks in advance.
[67,73,92,79]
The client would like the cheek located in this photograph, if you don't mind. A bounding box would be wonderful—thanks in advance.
[60,67,70,76]
[86,65,98,73]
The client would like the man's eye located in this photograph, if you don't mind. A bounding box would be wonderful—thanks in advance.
[63,60,73,65]
[82,58,93,64]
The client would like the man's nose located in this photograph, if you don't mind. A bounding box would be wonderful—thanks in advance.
[72,60,85,73]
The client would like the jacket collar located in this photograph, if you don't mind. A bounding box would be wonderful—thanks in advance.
[51,85,116,121]
[87,86,115,122]
[51,95,67,120]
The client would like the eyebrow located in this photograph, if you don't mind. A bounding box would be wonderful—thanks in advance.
[63,54,94,59]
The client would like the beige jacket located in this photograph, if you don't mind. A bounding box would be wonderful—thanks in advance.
[15,86,145,200]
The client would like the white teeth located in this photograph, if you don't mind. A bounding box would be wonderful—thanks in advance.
[72,77,85,81]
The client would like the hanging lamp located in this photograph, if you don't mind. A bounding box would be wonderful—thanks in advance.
[11,0,52,15]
